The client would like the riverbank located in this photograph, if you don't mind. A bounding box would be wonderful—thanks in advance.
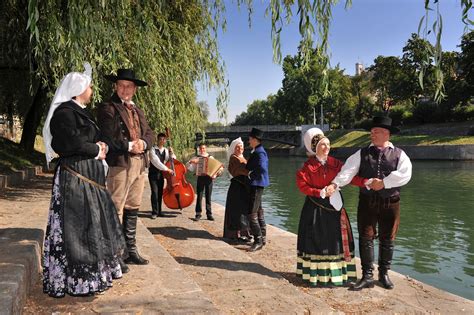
[2,173,473,313]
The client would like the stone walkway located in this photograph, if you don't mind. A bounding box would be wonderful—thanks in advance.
[0,173,473,314]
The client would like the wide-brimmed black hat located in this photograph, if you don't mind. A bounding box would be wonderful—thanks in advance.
[104,68,148,86]
[366,115,400,134]
[249,127,264,140]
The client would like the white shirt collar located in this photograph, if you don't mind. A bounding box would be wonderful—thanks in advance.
[72,99,86,109]
[369,142,394,149]
[121,99,135,105]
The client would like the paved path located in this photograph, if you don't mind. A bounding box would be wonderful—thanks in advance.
[0,173,473,314]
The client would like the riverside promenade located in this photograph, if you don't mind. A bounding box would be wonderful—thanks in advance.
[1,172,473,314]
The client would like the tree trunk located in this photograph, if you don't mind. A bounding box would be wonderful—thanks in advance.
[20,84,48,153]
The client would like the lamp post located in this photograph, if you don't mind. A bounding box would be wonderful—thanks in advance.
[320,103,324,130]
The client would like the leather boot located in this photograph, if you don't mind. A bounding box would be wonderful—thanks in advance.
[351,238,375,291]
[123,210,149,265]
[378,239,395,289]
[261,225,267,245]
[248,236,264,252]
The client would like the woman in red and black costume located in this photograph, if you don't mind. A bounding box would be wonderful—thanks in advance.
[295,128,368,287]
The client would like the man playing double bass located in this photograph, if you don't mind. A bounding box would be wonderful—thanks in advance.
[148,132,175,219]
[97,69,155,268]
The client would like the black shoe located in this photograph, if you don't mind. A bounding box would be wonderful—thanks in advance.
[207,215,215,221]
[237,236,252,243]
[248,237,264,252]
[119,258,129,274]
[350,277,375,291]
[151,213,157,219]
[195,214,202,220]
[248,242,263,252]
[124,251,149,265]
[379,272,394,289]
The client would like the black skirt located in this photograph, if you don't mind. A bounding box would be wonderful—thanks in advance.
[59,156,125,264]
[223,175,251,238]
[297,196,354,256]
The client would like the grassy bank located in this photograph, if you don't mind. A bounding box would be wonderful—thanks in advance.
[328,121,474,147]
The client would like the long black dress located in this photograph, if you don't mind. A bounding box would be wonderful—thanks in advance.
[223,154,251,239]
[43,101,125,297]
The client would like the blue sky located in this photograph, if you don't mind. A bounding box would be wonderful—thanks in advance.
[198,0,471,123]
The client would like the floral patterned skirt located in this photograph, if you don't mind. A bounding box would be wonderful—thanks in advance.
[43,166,123,298]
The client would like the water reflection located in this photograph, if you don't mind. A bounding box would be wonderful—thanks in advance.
[191,152,474,300]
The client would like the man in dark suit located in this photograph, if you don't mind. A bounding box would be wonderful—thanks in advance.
[97,69,155,266]
[245,128,270,252]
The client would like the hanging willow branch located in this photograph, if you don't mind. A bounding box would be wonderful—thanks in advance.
[418,0,473,102]
[23,0,228,154]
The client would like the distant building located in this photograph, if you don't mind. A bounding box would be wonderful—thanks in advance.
[355,63,365,76]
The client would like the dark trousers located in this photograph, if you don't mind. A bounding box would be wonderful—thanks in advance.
[357,193,401,241]
[247,186,266,238]
[149,175,164,215]
[196,175,213,216]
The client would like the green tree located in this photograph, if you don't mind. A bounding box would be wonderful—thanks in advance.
[8,0,227,153]
[233,95,279,125]
[351,71,376,122]
[401,33,435,103]
[368,56,407,110]
[458,31,474,103]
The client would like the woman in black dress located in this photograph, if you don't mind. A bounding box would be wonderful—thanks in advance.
[223,137,252,242]
[42,63,125,297]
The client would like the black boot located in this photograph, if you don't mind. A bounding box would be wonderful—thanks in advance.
[248,236,264,252]
[261,225,267,245]
[123,210,149,265]
[351,238,375,291]
[378,240,395,289]
[248,213,263,252]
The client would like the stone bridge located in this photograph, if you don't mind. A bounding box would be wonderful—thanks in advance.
[195,125,329,147]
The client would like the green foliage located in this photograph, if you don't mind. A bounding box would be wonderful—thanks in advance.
[15,0,228,154]
[233,95,279,125]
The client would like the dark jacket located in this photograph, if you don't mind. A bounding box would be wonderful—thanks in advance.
[50,101,100,159]
[246,144,270,187]
[97,93,155,168]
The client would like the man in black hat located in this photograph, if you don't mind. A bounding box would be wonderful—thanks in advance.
[97,69,155,267]
[328,115,412,290]
[245,128,270,252]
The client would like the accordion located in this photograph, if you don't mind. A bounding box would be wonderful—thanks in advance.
[196,157,224,178]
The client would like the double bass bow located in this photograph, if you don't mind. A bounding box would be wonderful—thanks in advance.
[162,127,195,210]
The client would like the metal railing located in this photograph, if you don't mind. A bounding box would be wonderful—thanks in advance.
[205,125,301,133]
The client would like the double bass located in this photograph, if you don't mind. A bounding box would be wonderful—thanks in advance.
[162,128,195,210]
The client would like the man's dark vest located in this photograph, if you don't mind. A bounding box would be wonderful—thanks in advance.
[358,146,402,198]
[149,147,166,178]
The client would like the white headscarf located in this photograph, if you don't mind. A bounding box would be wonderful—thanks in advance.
[227,137,244,161]
[42,63,92,164]
[303,127,326,156]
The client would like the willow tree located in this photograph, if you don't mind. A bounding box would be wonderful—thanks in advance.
[15,0,227,153]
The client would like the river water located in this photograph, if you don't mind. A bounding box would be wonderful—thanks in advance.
[188,151,474,300]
